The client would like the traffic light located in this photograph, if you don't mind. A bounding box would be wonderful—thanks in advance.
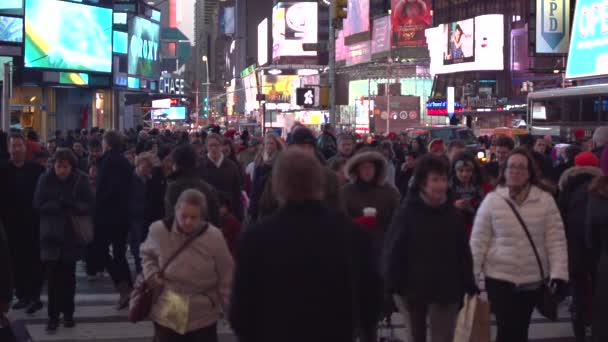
[332,0,348,20]
[204,97,209,103]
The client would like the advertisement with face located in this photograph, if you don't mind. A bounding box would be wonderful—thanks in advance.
[129,16,160,78]
[24,0,112,73]
[272,2,318,59]
[372,16,390,54]
[391,0,432,48]
[0,16,22,43]
[343,0,370,37]
[565,0,608,79]
[426,14,504,74]
[443,19,474,65]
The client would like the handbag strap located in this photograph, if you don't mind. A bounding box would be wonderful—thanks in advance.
[502,198,546,281]
[160,223,208,276]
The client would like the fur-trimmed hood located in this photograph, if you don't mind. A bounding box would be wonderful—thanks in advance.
[345,151,388,186]
[558,166,604,192]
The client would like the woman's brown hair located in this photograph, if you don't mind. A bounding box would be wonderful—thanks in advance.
[496,147,541,187]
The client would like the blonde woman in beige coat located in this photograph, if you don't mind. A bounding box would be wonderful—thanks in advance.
[141,189,234,342]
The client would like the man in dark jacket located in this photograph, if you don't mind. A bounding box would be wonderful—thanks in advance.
[558,152,603,342]
[317,124,338,160]
[0,221,13,315]
[230,149,380,342]
[200,134,243,221]
[90,131,134,309]
[0,133,45,314]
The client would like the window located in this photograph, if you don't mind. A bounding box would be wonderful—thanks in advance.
[582,96,600,122]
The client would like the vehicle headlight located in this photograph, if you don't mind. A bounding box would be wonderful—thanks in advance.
[477,151,485,159]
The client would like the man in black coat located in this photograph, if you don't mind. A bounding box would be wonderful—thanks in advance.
[0,133,45,314]
[230,148,380,342]
[90,131,134,309]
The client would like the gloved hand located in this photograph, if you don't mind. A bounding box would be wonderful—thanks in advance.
[550,279,568,301]
[465,283,481,296]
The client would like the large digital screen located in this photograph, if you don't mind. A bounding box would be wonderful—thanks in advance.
[128,16,160,78]
[343,0,369,37]
[391,0,432,48]
[565,0,608,79]
[336,29,346,61]
[151,107,187,121]
[113,31,128,54]
[243,73,259,114]
[372,16,390,54]
[261,75,298,103]
[346,41,371,66]
[258,18,268,66]
[59,72,89,86]
[426,15,504,75]
[443,19,474,65]
[24,0,112,73]
[0,16,22,43]
[0,0,22,15]
[272,2,318,59]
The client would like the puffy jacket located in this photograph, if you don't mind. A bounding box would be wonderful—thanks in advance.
[470,185,569,285]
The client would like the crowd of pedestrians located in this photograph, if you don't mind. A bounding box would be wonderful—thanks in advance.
[0,124,607,342]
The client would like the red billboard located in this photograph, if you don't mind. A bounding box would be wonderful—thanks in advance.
[391,0,432,48]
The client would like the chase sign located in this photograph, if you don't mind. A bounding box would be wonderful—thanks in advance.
[536,0,570,54]
[566,0,608,79]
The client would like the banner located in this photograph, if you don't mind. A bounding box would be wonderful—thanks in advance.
[536,0,570,54]
[391,0,432,48]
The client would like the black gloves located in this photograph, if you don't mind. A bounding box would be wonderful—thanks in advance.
[465,283,481,296]
[550,279,568,301]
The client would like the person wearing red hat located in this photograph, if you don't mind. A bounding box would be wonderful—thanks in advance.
[558,150,603,342]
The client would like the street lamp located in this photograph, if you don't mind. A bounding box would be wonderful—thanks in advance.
[202,55,210,119]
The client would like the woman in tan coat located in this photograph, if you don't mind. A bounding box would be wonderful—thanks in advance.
[141,189,234,342]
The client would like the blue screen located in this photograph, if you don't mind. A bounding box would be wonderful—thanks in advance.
[113,31,128,54]
[0,16,22,42]
[151,107,187,121]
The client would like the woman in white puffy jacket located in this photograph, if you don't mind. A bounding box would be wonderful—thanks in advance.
[471,148,568,342]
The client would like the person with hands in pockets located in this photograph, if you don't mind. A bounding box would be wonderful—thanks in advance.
[470,148,569,342]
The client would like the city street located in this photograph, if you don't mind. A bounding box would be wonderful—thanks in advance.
[6,262,579,342]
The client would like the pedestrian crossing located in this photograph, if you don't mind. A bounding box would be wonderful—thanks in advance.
[6,261,578,342]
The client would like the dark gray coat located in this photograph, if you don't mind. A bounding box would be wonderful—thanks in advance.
[34,170,94,261]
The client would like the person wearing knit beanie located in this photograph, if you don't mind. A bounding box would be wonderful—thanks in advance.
[575,151,600,167]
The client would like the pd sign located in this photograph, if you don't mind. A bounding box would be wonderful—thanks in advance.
[536,0,570,54]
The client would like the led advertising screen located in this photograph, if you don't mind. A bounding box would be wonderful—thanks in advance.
[443,18,475,65]
[261,75,298,103]
[258,18,268,66]
[391,0,432,48]
[113,31,128,54]
[336,30,346,61]
[128,16,160,78]
[566,0,608,79]
[151,107,187,121]
[426,15,504,75]
[24,0,112,73]
[243,73,259,114]
[59,72,89,86]
[343,0,369,37]
[272,2,318,59]
[0,0,22,15]
[346,41,371,66]
[372,16,390,54]
[0,16,22,43]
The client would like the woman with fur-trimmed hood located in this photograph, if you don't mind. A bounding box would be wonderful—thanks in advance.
[558,151,604,342]
[342,150,400,257]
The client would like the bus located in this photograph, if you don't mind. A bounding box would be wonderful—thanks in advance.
[526,84,608,139]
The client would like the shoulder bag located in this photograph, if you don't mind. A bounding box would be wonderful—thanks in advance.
[128,223,208,323]
[69,175,94,245]
[503,198,559,321]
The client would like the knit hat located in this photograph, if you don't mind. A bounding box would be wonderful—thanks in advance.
[573,128,585,139]
[428,138,445,154]
[575,151,600,167]
[290,127,316,146]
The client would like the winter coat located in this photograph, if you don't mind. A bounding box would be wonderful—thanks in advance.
[141,220,233,333]
[317,132,338,160]
[0,160,45,246]
[229,200,381,342]
[470,185,569,285]
[95,149,133,227]
[396,167,414,199]
[586,182,608,341]
[199,156,243,221]
[384,192,476,305]
[248,162,273,221]
[164,169,221,226]
[129,169,166,238]
[0,220,12,306]
[558,166,603,276]
[34,170,94,261]
[342,151,400,233]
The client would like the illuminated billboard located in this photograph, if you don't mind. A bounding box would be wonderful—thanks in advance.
[151,107,187,121]
[59,72,89,86]
[343,0,369,37]
[261,75,298,103]
[258,18,269,66]
[113,31,128,54]
[24,0,113,73]
[372,16,390,54]
[346,41,371,66]
[336,30,346,61]
[536,0,570,54]
[0,0,23,15]
[272,2,318,59]
[426,15,504,75]
[0,16,22,43]
[565,0,608,79]
[391,0,432,48]
[128,16,160,78]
